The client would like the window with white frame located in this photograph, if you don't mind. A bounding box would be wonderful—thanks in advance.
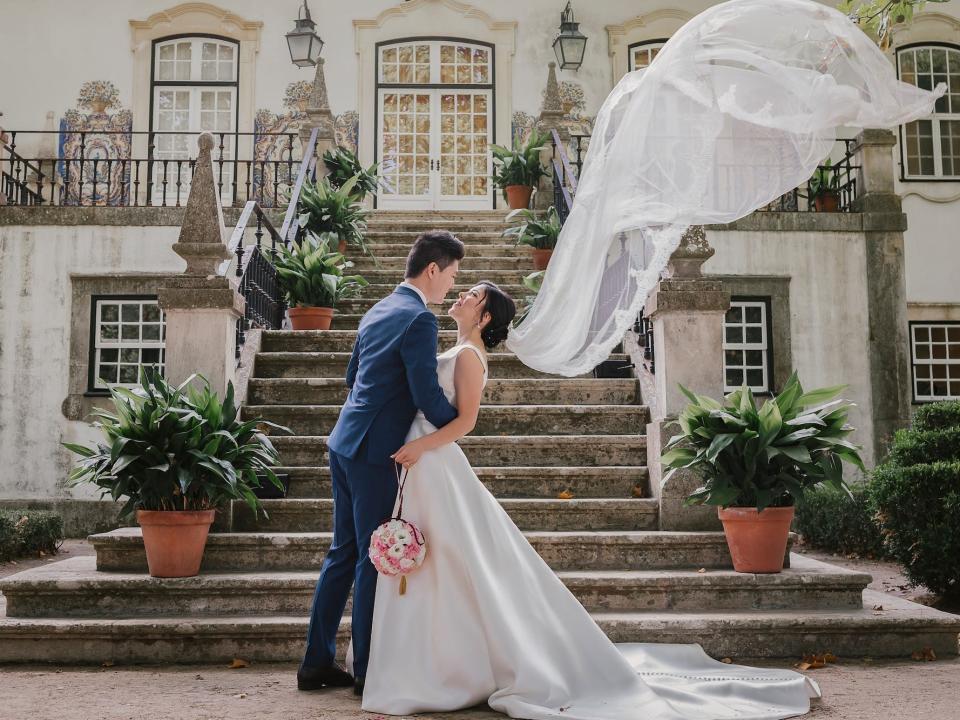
[723,298,771,393]
[628,40,666,72]
[89,297,166,390]
[910,322,960,401]
[151,36,239,204]
[897,45,960,178]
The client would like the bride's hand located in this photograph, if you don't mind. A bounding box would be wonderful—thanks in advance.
[391,439,427,469]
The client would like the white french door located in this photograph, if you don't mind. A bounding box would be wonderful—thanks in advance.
[376,40,493,210]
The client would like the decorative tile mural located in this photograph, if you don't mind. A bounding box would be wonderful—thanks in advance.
[57,81,132,206]
[252,81,359,205]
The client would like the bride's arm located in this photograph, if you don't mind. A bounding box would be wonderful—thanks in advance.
[391,350,485,467]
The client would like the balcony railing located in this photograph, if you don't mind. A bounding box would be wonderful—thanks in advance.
[546,133,861,221]
[1,129,304,208]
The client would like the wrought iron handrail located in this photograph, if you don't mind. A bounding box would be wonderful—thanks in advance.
[228,127,319,357]
[550,129,578,225]
[1,129,302,208]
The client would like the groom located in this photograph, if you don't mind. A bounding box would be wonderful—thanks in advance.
[298,230,465,695]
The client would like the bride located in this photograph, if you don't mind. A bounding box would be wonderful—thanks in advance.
[360,281,819,719]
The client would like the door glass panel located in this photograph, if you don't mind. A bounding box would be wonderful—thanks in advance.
[380,91,431,197]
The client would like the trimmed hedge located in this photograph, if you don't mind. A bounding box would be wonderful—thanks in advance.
[870,400,960,598]
[914,401,960,432]
[794,483,889,558]
[0,510,64,562]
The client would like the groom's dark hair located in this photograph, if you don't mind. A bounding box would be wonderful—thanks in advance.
[405,230,465,279]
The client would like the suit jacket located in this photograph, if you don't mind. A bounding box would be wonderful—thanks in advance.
[326,285,459,466]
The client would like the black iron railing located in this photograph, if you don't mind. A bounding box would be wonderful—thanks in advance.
[549,129,578,225]
[634,310,656,374]
[1,130,302,208]
[227,127,319,357]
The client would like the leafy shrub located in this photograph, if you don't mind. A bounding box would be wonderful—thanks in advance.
[794,484,889,558]
[661,373,865,510]
[870,400,960,598]
[64,368,290,521]
[0,510,64,562]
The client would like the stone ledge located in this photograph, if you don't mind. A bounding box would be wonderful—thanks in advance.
[0,205,269,227]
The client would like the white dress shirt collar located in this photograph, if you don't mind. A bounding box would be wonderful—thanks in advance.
[398,281,429,306]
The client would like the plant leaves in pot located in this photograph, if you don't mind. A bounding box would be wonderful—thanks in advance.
[491,129,549,210]
[297,175,377,261]
[501,206,561,270]
[322,146,381,202]
[63,367,291,577]
[660,372,865,573]
[273,231,369,330]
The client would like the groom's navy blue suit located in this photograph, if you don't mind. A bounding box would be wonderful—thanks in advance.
[302,285,458,679]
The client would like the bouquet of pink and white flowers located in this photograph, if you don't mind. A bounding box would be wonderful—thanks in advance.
[369,517,426,595]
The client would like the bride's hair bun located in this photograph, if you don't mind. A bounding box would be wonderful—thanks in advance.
[481,323,510,350]
[477,281,517,350]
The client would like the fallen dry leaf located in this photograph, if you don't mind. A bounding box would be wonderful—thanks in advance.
[796,652,836,671]
[697,568,707,574]
[631,485,645,498]
[557,490,575,500]
[101,661,114,668]
[228,658,250,669]
[233,693,247,699]
[720,657,733,664]
[911,647,937,662]
[872,604,884,611]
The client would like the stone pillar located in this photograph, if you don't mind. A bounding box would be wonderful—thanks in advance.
[533,62,568,210]
[851,129,911,458]
[299,58,337,171]
[158,133,245,396]
[645,226,730,530]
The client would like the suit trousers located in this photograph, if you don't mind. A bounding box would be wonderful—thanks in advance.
[302,448,398,678]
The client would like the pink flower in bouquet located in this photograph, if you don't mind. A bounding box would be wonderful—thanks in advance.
[369,517,427,594]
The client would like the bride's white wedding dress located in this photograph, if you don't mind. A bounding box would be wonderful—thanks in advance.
[361,343,819,719]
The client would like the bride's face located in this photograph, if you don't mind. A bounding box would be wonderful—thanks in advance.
[449,285,490,329]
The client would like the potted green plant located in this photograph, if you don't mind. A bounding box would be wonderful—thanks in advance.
[809,162,841,212]
[63,368,290,578]
[274,231,369,330]
[298,175,373,257]
[501,206,562,270]
[322,146,380,202]
[491,129,549,210]
[660,372,865,573]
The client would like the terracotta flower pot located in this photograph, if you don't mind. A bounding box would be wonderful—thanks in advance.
[505,184,533,210]
[531,248,553,271]
[813,191,840,212]
[288,305,334,330]
[137,509,216,578]
[717,505,795,574]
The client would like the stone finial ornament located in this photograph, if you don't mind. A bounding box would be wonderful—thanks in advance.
[171,132,230,276]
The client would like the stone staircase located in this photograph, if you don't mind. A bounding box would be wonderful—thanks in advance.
[1,209,958,664]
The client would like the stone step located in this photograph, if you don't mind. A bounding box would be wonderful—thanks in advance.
[89,529,759,573]
[253,351,625,379]
[348,255,529,271]
[359,242,521,256]
[243,404,647,437]
[366,221,511,233]
[352,268,530,284]
[258,330,625,356]
[275,465,649,499]
[270,434,646,467]
[248,378,640,406]
[4,589,956,662]
[0,555,867,620]
[227,498,657,533]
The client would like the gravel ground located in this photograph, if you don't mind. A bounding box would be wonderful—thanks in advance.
[1,541,958,719]
[0,658,959,720]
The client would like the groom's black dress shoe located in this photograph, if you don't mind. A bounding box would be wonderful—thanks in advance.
[353,677,366,696]
[297,662,354,691]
